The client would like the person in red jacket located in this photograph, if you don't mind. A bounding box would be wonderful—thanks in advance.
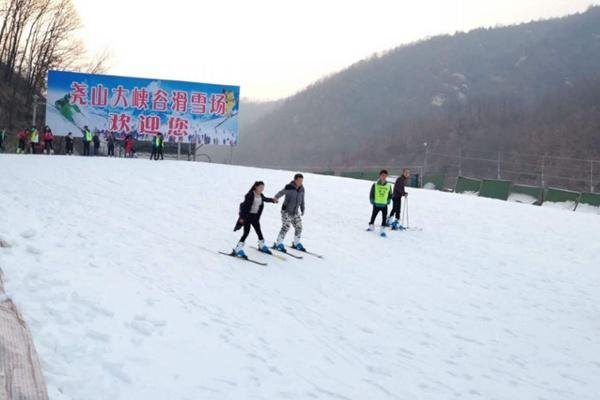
[43,126,54,154]
[17,129,28,154]
[124,134,134,158]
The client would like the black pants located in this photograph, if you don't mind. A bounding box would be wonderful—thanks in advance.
[390,197,402,220]
[83,141,90,155]
[66,143,73,155]
[240,214,264,242]
[93,145,99,155]
[369,205,388,226]
[44,140,53,154]
[150,148,157,160]
[108,144,114,156]
[30,142,37,154]
[157,147,163,160]
[18,139,26,152]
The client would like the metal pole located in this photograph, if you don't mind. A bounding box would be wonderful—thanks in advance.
[591,160,594,193]
[497,151,501,179]
[458,148,462,176]
[177,142,181,160]
[541,155,545,187]
[423,142,428,177]
[32,95,38,126]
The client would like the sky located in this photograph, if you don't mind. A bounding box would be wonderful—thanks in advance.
[73,0,600,101]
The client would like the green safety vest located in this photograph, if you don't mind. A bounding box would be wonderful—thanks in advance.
[30,129,39,143]
[84,130,92,142]
[373,181,391,206]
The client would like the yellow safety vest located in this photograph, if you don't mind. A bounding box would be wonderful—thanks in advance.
[373,181,391,206]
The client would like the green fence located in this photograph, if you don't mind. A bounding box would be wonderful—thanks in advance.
[577,192,600,207]
[454,176,482,194]
[479,179,511,200]
[422,175,445,190]
[544,188,580,209]
[340,171,381,181]
[509,184,543,205]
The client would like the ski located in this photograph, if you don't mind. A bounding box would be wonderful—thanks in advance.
[287,245,324,259]
[218,251,267,266]
[271,246,303,259]
[253,247,286,261]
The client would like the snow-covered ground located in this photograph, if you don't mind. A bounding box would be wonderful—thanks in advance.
[0,154,599,400]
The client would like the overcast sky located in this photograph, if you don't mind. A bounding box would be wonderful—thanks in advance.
[73,0,600,101]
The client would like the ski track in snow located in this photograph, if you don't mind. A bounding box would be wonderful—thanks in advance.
[0,154,599,400]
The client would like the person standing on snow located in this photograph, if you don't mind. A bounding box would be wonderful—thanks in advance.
[92,132,100,156]
[29,127,39,154]
[368,169,392,237]
[17,129,28,154]
[107,133,115,157]
[232,181,278,258]
[157,133,164,160]
[82,125,92,156]
[65,132,74,155]
[389,168,410,230]
[0,128,6,152]
[273,173,306,252]
[43,126,54,154]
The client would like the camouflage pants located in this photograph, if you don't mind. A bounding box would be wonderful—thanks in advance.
[277,211,303,242]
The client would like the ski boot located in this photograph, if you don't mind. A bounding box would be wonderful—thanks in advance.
[234,242,247,258]
[273,240,286,253]
[367,224,375,232]
[258,240,272,254]
[291,239,306,252]
[379,227,387,238]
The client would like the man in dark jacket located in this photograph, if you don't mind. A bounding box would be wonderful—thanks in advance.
[389,169,410,228]
[273,173,306,251]
[65,132,74,155]
[92,132,100,155]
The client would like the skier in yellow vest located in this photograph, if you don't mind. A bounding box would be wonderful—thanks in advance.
[82,125,92,156]
[368,169,392,237]
[29,127,39,154]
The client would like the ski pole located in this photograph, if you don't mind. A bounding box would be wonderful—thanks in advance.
[406,196,410,228]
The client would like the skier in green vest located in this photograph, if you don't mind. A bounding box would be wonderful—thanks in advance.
[82,125,92,156]
[368,169,392,237]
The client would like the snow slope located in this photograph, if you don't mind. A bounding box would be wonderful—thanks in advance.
[0,154,599,400]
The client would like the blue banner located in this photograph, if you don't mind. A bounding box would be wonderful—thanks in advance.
[46,70,240,145]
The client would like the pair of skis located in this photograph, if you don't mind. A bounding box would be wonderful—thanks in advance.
[219,245,324,266]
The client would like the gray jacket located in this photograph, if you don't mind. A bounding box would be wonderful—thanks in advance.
[276,182,305,215]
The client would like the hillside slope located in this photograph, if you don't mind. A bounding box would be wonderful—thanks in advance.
[0,155,599,400]
[234,7,600,169]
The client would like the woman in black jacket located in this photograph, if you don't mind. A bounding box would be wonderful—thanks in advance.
[233,181,278,257]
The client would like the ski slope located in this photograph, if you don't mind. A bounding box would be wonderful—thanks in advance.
[0,154,599,400]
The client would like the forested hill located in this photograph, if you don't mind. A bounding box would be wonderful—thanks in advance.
[234,7,600,169]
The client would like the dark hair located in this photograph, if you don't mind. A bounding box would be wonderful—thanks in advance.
[248,181,265,193]
[294,173,304,180]
[379,169,388,175]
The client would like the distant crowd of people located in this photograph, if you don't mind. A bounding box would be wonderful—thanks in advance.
[0,125,165,160]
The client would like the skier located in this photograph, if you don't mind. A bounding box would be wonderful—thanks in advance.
[124,134,134,158]
[273,173,306,252]
[107,133,115,157]
[0,128,5,152]
[29,127,39,154]
[389,168,410,230]
[150,134,160,160]
[157,133,164,160]
[17,129,27,154]
[232,181,278,257]
[65,132,74,155]
[92,132,100,156]
[43,126,54,154]
[82,126,92,156]
[368,169,392,236]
